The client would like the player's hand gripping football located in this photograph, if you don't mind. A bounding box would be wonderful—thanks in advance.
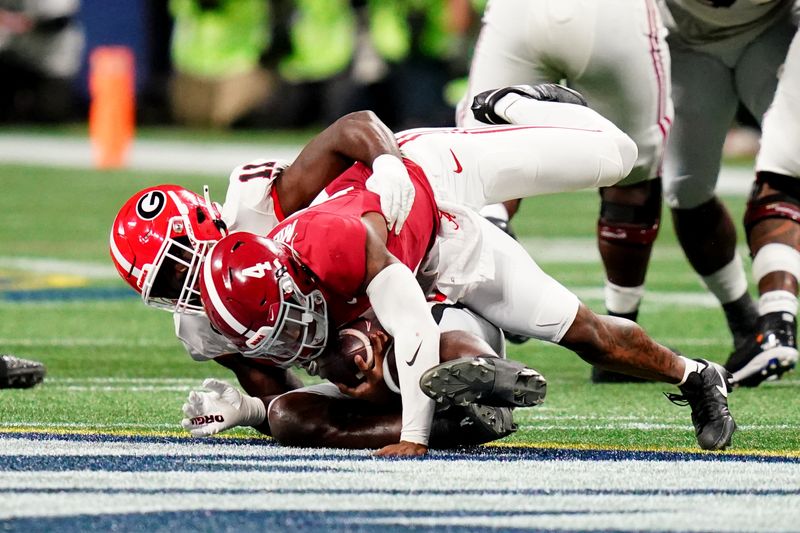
[337,329,395,405]
[181,378,266,437]
[366,154,415,235]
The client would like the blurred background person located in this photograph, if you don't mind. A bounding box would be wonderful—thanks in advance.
[244,0,477,131]
[168,0,273,128]
[0,0,84,123]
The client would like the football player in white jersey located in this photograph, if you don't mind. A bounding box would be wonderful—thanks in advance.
[456,0,673,382]
[726,27,800,385]
[658,0,796,385]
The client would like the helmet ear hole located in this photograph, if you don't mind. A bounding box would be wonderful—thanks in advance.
[195,207,207,224]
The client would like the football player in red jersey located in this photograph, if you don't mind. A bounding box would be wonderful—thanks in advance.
[112,87,736,453]
[198,106,735,453]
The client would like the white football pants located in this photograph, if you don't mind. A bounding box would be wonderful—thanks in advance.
[397,101,637,211]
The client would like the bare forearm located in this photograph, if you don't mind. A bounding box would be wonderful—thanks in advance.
[277,111,401,214]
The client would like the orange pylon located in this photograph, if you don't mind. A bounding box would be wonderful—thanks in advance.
[89,46,135,169]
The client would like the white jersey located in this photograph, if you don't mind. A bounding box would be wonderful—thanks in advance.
[220,158,290,234]
[174,313,237,361]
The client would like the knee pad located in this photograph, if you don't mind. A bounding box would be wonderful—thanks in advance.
[744,172,800,238]
[598,181,662,246]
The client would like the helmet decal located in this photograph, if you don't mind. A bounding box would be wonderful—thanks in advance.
[135,191,166,220]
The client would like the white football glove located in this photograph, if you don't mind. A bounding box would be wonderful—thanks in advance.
[366,154,415,235]
[181,378,266,437]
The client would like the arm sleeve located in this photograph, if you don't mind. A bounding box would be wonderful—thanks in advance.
[366,262,439,445]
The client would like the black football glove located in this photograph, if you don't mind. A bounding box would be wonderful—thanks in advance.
[471,83,588,125]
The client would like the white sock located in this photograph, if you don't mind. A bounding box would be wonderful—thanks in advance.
[677,357,703,386]
[701,254,749,304]
[758,290,799,316]
[604,280,644,315]
[479,203,509,221]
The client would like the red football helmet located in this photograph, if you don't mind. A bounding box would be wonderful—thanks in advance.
[109,184,225,314]
[200,232,328,367]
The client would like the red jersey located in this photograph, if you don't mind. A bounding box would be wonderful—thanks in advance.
[267,159,438,326]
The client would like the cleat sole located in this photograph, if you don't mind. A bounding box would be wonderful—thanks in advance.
[420,357,546,408]
[732,346,797,387]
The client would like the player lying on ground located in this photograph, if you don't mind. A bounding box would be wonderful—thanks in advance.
[111,85,737,453]
[182,304,547,450]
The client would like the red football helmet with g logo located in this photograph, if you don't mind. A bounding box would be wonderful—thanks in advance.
[109,184,225,313]
[200,232,328,367]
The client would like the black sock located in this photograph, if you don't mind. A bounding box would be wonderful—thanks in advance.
[722,293,758,349]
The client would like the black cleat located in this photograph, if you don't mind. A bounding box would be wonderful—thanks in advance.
[430,403,517,447]
[460,403,517,440]
[0,355,46,389]
[665,359,736,451]
[421,356,546,408]
[471,83,588,125]
[722,292,759,354]
[725,312,797,387]
[484,216,517,241]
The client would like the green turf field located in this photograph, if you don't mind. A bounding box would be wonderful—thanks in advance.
[1,158,798,455]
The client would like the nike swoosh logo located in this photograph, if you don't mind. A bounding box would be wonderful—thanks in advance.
[406,340,423,366]
[712,365,729,398]
[449,149,463,174]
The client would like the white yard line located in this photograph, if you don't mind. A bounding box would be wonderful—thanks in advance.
[0,338,179,348]
[0,132,754,192]
[0,257,118,279]
[0,134,303,177]
[0,434,798,531]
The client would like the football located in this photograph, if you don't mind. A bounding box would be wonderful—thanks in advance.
[312,315,386,388]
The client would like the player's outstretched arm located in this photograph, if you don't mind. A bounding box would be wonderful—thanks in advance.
[180,354,303,437]
[277,111,404,211]
[181,378,268,437]
[361,213,439,457]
